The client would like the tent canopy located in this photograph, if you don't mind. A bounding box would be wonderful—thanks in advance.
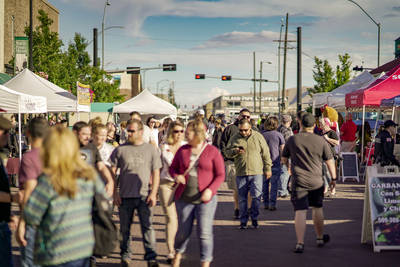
[113,89,177,116]
[0,85,47,113]
[313,71,376,109]
[380,95,400,108]
[345,66,400,109]
[4,69,78,112]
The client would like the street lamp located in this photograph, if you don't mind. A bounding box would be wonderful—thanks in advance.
[259,61,272,113]
[102,0,111,70]
[346,0,381,67]
[156,79,169,95]
[88,26,124,46]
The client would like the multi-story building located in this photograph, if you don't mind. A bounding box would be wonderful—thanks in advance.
[203,87,312,119]
[107,70,142,100]
[0,0,59,73]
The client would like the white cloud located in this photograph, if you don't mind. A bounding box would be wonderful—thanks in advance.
[207,87,229,100]
[194,30,295,49]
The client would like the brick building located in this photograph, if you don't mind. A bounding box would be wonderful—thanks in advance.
[0,0,59,73]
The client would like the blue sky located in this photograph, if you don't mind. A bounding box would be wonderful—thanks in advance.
[49,0,400,109]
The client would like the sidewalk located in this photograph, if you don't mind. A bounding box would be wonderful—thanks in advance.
[12,182,400,266]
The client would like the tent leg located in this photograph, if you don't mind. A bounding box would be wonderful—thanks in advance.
[361,105,365,164]
[18,112,22,161]
[392,106,395,120]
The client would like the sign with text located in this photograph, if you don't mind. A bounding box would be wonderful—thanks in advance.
[77,82,91,112]
[368,176,400,252]
[14,37,29,74]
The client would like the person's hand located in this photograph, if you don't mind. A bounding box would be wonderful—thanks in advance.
[175,175,186,185]
[146,193,157,207]
[8,216,18,231]
[113,191,122,207]
[236,147,245,155]
[323,134,329,140]
[16,220,27,247]
[265,171,272,179]
[105,181,114,198]
[329,180,336,191]
[201,188,213,203]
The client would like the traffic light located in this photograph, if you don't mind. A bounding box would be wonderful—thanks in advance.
[163,64,177,71]
[126,67,140,74]
[221,75,232,81]
[353,65,364,72]
[195,74,205,79]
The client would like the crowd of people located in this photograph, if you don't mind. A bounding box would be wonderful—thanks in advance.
[0,107,351,266]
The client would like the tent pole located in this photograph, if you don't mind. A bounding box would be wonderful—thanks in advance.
[312,99,315,115]
[18,111,22,161]
[361,105,365,164]
[363,109,380,181]
[392,106,395,120]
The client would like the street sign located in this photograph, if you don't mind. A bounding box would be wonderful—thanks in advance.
[163,64,176,71]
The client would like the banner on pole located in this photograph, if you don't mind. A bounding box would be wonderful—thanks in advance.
[14,37,29,74]
[77,82,91,112]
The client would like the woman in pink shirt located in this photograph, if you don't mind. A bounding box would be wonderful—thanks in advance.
[169,119,225,267]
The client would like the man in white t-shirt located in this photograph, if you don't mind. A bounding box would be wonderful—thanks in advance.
[129,111,156,146]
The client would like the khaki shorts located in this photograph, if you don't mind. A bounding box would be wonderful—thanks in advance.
[225,161,237,191]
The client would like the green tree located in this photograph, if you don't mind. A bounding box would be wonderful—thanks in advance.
[308,53,352,96]
[25,10,124,103]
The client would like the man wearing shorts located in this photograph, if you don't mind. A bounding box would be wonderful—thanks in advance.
[281,113,336,253]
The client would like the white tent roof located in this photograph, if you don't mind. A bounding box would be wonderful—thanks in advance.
[0,85,47,113]
[113,89,177,116]
[4,69,78,112]
[313,71,377,109]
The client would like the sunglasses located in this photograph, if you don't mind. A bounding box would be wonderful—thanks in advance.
[173,130,184,133]
[127,129,138,133]
[239,128,251,132]
[241,115,251,119]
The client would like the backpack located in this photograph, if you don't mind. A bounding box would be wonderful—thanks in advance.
[92,190,119,256]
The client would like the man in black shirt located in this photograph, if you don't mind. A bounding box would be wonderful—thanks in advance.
[282,113,336,253]
[374,120,399,166]
[0,116,19,266]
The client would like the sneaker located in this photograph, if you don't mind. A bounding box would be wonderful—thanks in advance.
[147,259,159,267]
[251,220,258,229]
[316,234,330,247]
[121,258,131,267]
[239,223,247,230]
[293,243,304,253]
[234,209,240,219]
[269,206,277,211]
[264,205,269,210]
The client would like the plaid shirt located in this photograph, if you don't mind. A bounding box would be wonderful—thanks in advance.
[277,125,293,142]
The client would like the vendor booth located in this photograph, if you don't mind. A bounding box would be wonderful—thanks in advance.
[113,89,177,117]
[0,85,47,159]
[4,68,78,112]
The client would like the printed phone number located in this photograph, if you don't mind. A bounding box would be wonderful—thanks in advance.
[377,217,400,223]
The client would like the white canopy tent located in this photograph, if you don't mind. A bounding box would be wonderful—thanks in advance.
[0,85,47,159]
[4,68,79,112]
[312,71,377,110]
[113,89,177,116]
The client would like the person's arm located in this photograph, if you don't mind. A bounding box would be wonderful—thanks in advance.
[96,161,114,197]
[224,135,241,159]
[201,149,225,202]
[324,134,340,146]
[219,126,231,158]
[325,158,337,189]
[0,192,17,203]
[259,135,272,178]
[23,177,51,227]
[16,179,37,246]
[147,169,160,207]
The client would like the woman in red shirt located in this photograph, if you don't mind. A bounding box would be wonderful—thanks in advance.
[169,119,225,267]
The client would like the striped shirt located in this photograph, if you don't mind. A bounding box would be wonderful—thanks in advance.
[24,173,105,266]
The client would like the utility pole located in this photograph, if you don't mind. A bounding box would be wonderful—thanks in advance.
[297,27,302,113]
[93,28,98,67]
[282,13,289,112]
[277,18,284,116]
[259,62,263,113]
[29,0,33,70]
[253,51,257,113]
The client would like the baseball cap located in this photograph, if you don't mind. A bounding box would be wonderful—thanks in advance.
[0,116,12,131]
[301,113,315,128]
[281,114,292,123]
[384,120,398,128]
[198,109,205,115]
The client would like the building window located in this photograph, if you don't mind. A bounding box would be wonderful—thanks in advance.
[227,101,241,108]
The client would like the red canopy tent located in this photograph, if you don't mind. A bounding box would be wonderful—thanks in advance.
[345,65,400,109]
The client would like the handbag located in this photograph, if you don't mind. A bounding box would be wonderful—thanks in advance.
[169,143,208,202]
[92,182,119,256]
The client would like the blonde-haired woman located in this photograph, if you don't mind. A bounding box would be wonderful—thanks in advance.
[169,119,225,267]
[23,126,108,266]
[159,121,185,263]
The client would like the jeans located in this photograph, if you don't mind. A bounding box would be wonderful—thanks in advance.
[0,222,13,267]
[236,175,263,224]
[175,196,217,262]
[119,197,157,261]
[21,224,39,267]
[263,167,281,208]
[278,165,290,197]
[47,257,90,267]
